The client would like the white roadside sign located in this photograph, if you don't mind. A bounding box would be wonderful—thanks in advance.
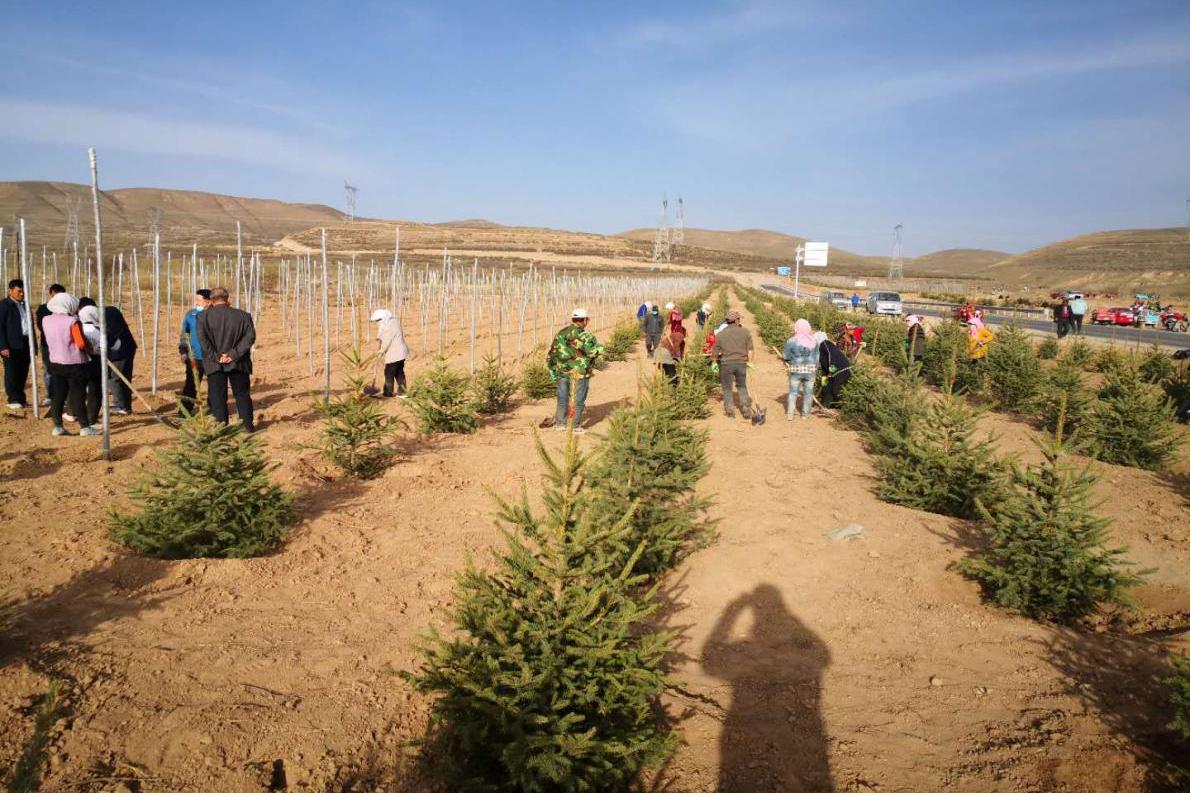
[804,241,829,267]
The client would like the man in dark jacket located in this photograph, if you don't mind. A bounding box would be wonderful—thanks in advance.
[196,286,256,430]
[104,304,137,414]
[0,279,31,409]
[641,304,664,355]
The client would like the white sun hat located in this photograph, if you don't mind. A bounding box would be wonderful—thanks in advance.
[571,307,589,319]
[369,309,393,322]
[664,302,675,310]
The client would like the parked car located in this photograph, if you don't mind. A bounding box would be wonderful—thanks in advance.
[823,290,850,311]
[1161,309,1188,332]
[1091,307,1135,326]
[866,291,903,316]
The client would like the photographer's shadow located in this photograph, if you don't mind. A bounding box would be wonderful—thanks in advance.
[702,583,834,792]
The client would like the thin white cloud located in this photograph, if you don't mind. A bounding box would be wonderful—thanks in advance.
[614,0,825,50]
[0,98,363,177]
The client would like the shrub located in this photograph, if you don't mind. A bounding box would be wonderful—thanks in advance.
[959,432,1144,623]
[520,358,556,400]
[404,436,675,791]
[407,359,480,434]
[110,412,293,558]
[1087,364,1179,470]
[603,322,642,363]
[1061,338,1094,369]
[1092,344,1131,375]
[875,393,1005,520]
[1036,337,1059,360]
[922,321,970,392]
[1034,365,1093,442]
[1138,346,1176,385]
[671,351,715,420]
[837,362,920,434]
[312,349,401,479]
[984,326,1043,412]
[471,355,519,415]
[586,377,714,575]
[1163,361,1189,423]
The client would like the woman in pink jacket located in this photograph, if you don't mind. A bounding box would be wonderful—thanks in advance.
[41,293,99,437]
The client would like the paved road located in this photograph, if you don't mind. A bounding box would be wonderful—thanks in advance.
[759,283,1189,351]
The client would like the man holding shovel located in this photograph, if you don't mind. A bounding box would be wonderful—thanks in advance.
[548,308,603,433]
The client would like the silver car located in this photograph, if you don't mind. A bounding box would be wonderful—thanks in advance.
[866,291,903,316]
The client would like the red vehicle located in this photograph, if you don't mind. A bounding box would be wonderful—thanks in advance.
[1161,308,1189,332]
[1091,307,1135,326]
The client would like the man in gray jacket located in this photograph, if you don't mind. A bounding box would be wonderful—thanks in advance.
[196,287,256,431]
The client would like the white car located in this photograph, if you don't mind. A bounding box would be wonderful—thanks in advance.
[866,291,903,316]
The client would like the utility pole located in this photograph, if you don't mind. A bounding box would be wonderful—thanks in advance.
[888,223,904,282]
[63,193,81,253]
[672,196,685,246]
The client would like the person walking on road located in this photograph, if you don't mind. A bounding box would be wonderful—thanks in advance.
[196,287,256,431]
[711,309,754,419]
[548,308,603,433]
[642,303,664,355]
[0,279,32,410]
[1053,298,1072,339]
[178,288,211,412]
[1069,295,1088,335]
[782,318,819,420]
[850,292,861,312]
[370,308,409,398]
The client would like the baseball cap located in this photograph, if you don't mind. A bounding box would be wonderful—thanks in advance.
[571,308,589,319]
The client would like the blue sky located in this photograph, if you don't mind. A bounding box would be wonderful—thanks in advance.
[2,0,1187,255]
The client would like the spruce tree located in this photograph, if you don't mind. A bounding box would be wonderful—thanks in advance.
[959,419,1144,623]
[520,358,556,400]
[1092,344,1130,375]
[1036,337,1059,360]
[1061,338,1094,369]
[471,355,519,415]
[875,393,1005,520]
[1167,654,1190,740]
[984,325,1042,412]
[407,358,481,434]
[110,411,294,558]
[1034,364,1092,442]
[404,435,675,792]
[1138,345,1176,385]
[312,348,401,479]
[601,322,642,362]
[921,321,969,390]
[585,377,713,575]
[1088,364,1179,470]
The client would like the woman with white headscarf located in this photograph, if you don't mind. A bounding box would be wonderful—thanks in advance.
[369,309,409,398]
[904,314,926,364]
[41,293,99,437]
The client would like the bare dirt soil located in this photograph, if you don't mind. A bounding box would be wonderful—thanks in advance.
[0,292,1186,792]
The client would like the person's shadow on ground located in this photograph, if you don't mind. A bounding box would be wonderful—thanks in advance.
[702,583,834,792]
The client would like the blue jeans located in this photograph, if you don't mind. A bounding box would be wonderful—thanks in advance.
[788,372,814,417]
[554,376,590,427]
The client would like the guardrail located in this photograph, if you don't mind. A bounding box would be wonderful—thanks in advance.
[902,300,1047,319]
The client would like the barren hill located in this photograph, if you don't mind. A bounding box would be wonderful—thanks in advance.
[910,248,1009,277]
[982,227,1189,295]
[0,181,344,249]
[619,226,889,274]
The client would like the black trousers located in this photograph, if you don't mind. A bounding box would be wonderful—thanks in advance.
[110,352,134,410]
[661,362,678,385]
[1071,314,1084,334]
[207,370,254,429]
[48,362,96,428]
[83,360,103,425]
[180,362,205,411]
[3,350,29,405]
[383,360,407,396]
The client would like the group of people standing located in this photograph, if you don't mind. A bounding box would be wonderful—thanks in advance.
[1052,294,1088,338]
[0,278,259,436]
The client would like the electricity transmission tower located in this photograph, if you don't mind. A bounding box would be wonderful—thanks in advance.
[888,223,904,281]
[147,207,163,245]
[651,195,671,263]
[344,181,358,222]
[63,193,81,252]
[672,196,685,246]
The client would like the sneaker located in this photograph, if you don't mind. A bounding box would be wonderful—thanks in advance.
[78,426,101,436]
[63,413,77,423]
[52,426,69,437]
[6,402,24,410]
[554,424,568,431]
[40,398,50,407]
[396,394,408,400]
[111,407,131,416]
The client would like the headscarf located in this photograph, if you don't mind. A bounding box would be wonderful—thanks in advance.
[369,308,394,323]
[793,318,816,349]
[905,314,922,328]
[47,292,79,316]
[967,316,984,338]
[78,305,101,326]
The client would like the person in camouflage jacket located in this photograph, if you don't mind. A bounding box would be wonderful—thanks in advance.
[548,308,603,431]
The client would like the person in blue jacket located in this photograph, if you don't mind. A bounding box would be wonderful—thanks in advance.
[178,288,211,411]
